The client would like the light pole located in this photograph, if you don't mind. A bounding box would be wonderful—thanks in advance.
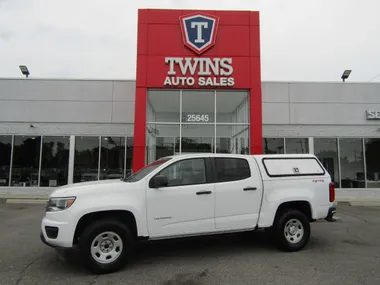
[19,65,30,78]
[341,70,351,82]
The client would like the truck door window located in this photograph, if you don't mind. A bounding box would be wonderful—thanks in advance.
[124,158,171,182]
[157,158,206,187]
[215,158,251,182]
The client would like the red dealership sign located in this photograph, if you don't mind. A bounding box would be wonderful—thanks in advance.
[133,9,262,171]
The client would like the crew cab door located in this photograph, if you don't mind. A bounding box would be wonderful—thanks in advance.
[213,157,263,230]
[146,157,215,238]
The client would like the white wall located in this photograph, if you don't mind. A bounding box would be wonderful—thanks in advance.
[0,79,136,136]
[262,82,380,138]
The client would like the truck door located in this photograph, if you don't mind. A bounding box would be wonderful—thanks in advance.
[146,157,215,238]
[213,157,263,230]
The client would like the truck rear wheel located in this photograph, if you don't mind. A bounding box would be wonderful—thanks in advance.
[273,209,310,252]
[78,219,135,274]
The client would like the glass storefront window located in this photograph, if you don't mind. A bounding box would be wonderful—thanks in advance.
[0,135,12,186]
[216,125,249,154]
[216,91,249,124]
[181,124,214,153]
[11,136,41,187]
[126,137,133,177]
[339,138,365,188]
[314,138,340,188]
[40,136,70,187]
[286,138,309,154]
[364,138,380,188]
[100,137,125,180]
[147,90,180,123]
[182,90,215,124]
[74,136,100,183]
[263,138,284,154]
[146,124,180,164]
[145,89,251,162]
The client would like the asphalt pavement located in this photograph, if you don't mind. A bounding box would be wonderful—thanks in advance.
[0,203,380,285]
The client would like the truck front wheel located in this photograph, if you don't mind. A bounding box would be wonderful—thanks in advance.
[78,219,135,274]
[273,209,310,252]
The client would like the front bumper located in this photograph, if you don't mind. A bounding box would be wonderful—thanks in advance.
[40,216,75,248]
[40,231,56,248]
[325,206,336,222]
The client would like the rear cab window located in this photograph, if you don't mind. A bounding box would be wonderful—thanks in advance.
[262,157,325,178]
[214,157,251,182]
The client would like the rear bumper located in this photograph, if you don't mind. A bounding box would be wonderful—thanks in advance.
[325,206,336,222]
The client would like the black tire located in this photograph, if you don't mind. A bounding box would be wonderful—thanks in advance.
[264,227,274,241]
[78,219,136,274]
[272,209,310,252]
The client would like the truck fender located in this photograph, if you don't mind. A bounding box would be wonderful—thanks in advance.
[259,188,315,228]
[73,205,149,240]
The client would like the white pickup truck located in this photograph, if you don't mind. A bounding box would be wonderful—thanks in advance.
[40,153,336,274]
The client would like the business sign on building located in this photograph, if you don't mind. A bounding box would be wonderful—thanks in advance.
[366,110,380,120]
[133,9,262,171]
[163,13,234,87]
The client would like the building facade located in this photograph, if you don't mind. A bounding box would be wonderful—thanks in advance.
[0,8,379,199]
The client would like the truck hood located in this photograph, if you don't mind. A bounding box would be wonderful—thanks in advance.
[49,179,132,198]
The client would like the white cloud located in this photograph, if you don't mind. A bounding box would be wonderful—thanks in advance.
[0,0,380,82]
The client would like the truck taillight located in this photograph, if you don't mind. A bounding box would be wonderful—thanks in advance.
[329,182,335,202]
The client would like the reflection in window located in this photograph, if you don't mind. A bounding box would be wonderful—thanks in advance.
[156,137,175,160]
[181,124,214,153]
[215,91,249,124]
[263,138,284,154]
[339,138,364,188]
[40,136,70,187]
[147,90,180,123]
[11,136,41,187]
[182,90,215,123]
[364,138,380,188]
[126,137,133,177]
[74,136,100,183]
[0,135,12,186]
[215,158,251,182]
[146,124,179,164]
[314,138,340,187]
[216,125,232,153]
[100,137,125,180]
[216,125,249,154]
[158,158,206,186]
[286,138,309,154]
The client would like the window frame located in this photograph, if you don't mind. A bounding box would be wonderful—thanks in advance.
[261,157,326,178]
[211,157,252,183]
[149,157,213,188]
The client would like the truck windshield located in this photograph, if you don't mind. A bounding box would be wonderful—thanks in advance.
[122,158,171,182]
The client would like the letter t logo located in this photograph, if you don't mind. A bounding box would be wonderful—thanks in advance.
[191,22,208,43]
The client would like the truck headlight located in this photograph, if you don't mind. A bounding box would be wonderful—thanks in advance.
[46,197,76,212]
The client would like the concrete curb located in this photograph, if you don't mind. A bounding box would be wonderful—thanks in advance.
[0,196,48,205]
[5,199,48,204]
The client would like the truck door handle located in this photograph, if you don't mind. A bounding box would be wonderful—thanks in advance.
[196,190,212,195]
[243,187,257,191]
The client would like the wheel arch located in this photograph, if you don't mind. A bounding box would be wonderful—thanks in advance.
[274,200,314,224]
[73,210,139,245]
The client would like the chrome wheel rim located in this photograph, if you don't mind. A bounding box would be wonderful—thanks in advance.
[284,219,304,244]
[90,231,123,264]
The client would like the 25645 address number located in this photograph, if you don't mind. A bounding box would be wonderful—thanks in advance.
[186,114,210,122]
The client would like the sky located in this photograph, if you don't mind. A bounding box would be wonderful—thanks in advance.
[1,0,380,82]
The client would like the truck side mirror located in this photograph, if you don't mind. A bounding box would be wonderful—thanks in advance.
[149,175,168,188]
